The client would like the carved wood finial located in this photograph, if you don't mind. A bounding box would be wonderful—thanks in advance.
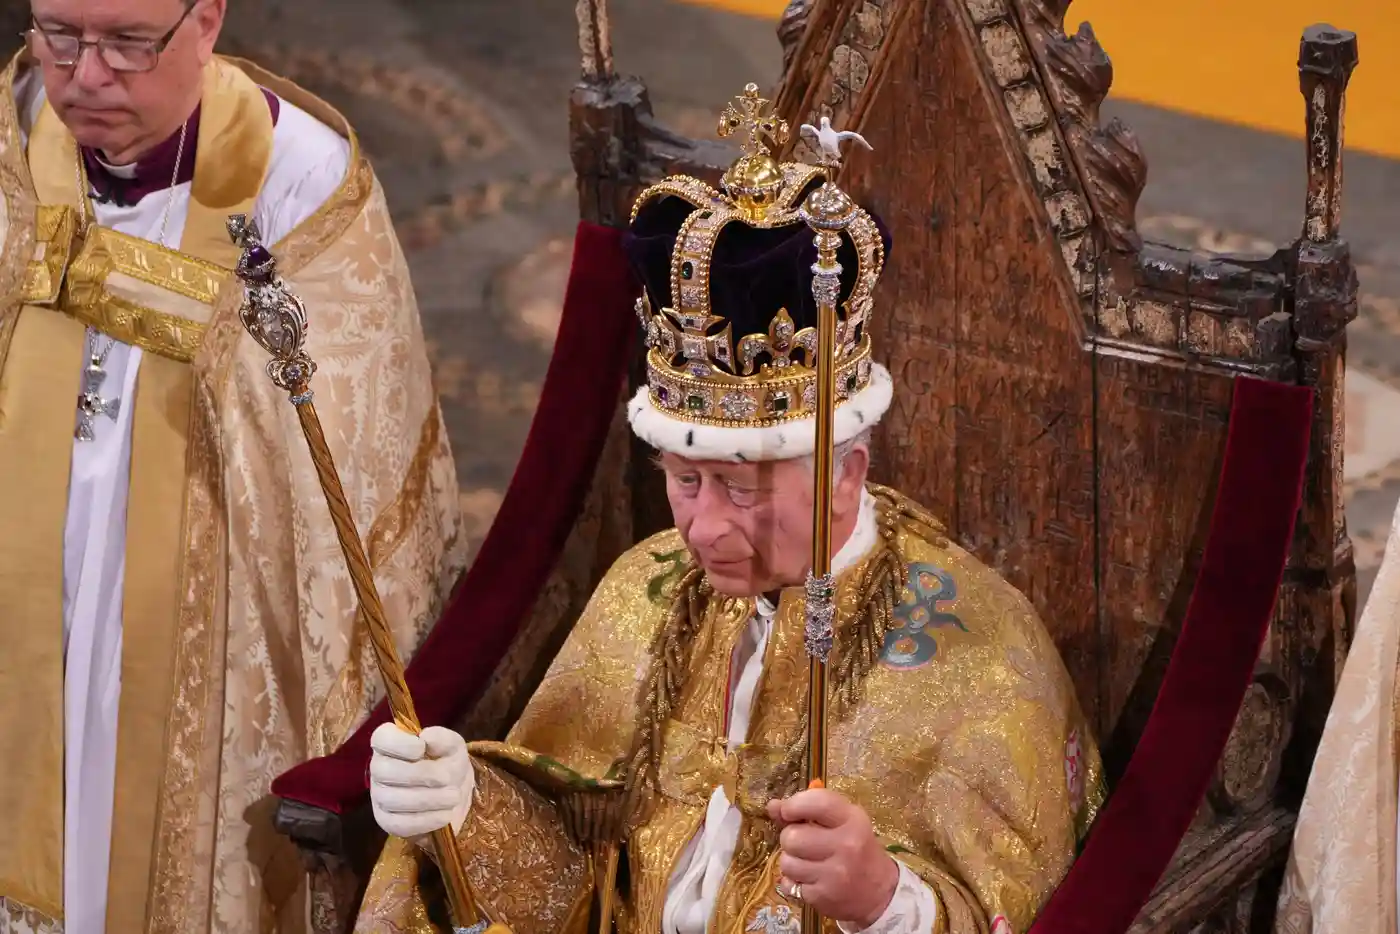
[576,0,614,81]
[1019,2,1147,256]
[1299,24,1358,243]
[1294,23,1360,351]
[773,0,846,148]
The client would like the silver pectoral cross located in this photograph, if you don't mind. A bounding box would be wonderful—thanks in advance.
[75,341,120,441]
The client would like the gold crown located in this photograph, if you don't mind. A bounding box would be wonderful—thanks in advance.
[629,84,885,429]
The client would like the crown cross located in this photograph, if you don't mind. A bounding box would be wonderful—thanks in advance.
[642,298,740,376]
[718,84,790,156]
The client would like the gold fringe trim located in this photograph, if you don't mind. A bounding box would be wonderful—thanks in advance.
[621,565,710,834]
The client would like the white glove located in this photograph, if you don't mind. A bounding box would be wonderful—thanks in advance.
[369,722,476,840]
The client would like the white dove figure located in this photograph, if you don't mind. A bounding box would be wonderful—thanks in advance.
[799,116,873,166]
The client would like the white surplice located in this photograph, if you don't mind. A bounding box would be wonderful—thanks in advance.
[661,488,940,934]
[13,68,351,934]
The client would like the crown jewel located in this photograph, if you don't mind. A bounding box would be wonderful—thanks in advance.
[627,85,886,433]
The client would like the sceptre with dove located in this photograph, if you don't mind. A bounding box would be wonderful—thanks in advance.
[800,115,872,167]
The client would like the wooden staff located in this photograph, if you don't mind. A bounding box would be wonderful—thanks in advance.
[795,124,867,934]
[226,214,503,934]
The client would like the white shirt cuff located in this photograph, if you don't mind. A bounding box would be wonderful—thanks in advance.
[837,858,939,934]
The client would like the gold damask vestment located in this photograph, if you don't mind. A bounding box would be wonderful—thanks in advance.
[0,56,464,933]
[356,487,1102,934]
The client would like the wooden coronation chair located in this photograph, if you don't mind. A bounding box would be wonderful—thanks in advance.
[572,1,1358,930]
[273,3,1361,932]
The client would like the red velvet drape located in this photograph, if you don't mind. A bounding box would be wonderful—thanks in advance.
[272,219,638,812]
[1030,375,1313,934]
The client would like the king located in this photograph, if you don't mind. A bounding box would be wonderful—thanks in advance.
[0,1,465,932]
[354,85,1101,934]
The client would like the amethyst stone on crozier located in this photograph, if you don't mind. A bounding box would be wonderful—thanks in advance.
[236,243,276,284]
[227,213,277,283]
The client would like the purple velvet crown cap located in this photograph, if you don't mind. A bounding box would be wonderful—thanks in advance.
[622,179,892,373]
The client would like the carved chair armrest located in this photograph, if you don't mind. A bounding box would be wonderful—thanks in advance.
[1130,806,1296,933]
[274,798,351,861]
[275,797,389,933]
[274,797,386,877]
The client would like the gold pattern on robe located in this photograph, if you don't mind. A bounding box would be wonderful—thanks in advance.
[18,214,234,361]
[355,488,1103,934]
[0,51,466,934]
[22,204,78,305]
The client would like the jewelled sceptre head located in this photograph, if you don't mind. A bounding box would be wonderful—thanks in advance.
[227,215,502,934]
[795,119,868,666]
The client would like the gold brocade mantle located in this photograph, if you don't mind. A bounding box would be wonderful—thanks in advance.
[0,53,466,934]
[0,54,274,933]
[356,489,1103,934]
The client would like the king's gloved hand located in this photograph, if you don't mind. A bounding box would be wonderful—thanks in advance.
[369,722,475,840]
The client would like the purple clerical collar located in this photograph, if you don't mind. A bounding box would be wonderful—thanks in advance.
[83,88,281,208]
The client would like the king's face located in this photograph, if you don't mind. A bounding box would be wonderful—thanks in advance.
[659,453,809,596]
[656,450,867,598]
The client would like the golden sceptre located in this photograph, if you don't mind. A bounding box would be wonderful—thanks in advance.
[226,215,504,934]
[795,120,868,934]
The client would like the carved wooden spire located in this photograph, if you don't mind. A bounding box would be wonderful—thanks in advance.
[575,0,614,81]
[1017,1,1147,256]
[1299,24,1358,244]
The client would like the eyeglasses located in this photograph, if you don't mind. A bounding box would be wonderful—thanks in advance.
[25,1,197,74]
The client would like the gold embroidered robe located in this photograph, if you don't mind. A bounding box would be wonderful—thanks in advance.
[0,55,465,933]
[355,488,1102,934]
